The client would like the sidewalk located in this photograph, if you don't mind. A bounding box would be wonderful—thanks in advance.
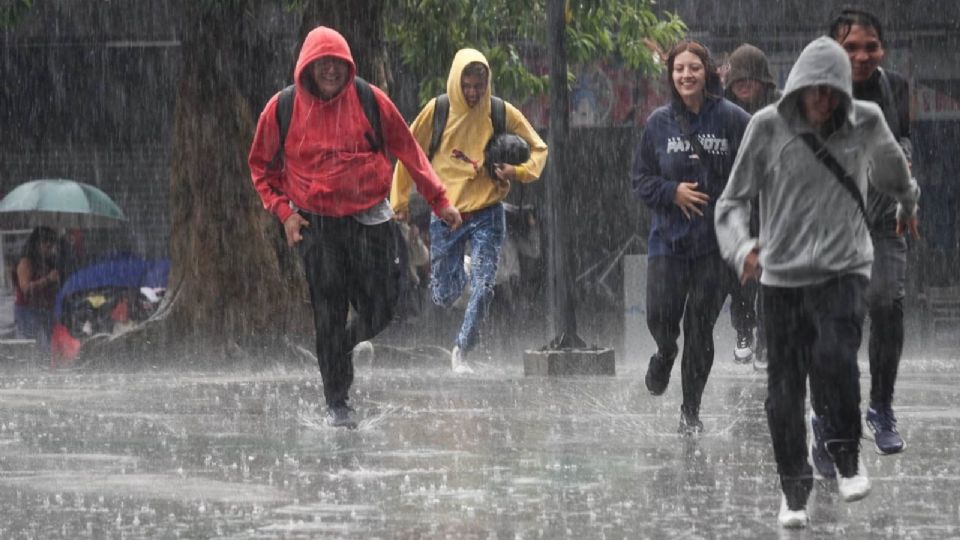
[0,347,957,537]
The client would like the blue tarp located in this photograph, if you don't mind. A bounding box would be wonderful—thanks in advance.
[54,254,170,320]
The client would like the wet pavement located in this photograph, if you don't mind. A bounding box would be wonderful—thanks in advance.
[1,337,959,539]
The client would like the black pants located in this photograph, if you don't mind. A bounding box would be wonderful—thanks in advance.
[762,275,867,486]
[729,279,758,335]
[866,234,907,407]
[646,252,734,413]
[299,214,400,406]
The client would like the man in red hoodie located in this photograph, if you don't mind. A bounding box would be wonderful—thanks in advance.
[249,27,461,429]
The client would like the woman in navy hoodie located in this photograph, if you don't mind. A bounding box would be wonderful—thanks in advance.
[632,40,751,434]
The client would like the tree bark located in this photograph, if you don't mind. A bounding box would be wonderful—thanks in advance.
[166,2,305,356]
[82,1,392,365]
[299,0,391,90]
[84,2,312,365]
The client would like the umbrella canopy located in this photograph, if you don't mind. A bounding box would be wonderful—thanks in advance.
[0,179,127,229]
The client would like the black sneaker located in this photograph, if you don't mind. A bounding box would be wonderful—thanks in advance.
[809,413,836,478]
[326,403,358,429]
[644,353,671,396]
[678,407,704,436]
[866,403,905,455]
[734,329,754,363]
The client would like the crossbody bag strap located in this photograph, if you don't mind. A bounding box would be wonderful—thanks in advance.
[798,132,868,223]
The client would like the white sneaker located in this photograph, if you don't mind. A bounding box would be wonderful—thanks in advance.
[752,349,767,371]
[733,330,754,363]
[837,456,871,502]
[352,341,374,364]
[778,495,808,529]
[451,346,474,374]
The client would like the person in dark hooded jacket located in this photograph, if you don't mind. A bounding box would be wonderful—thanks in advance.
[722,43,783,369]
[632,40,750,435]
[249,27,461,429]
[827,7,914,458]
[724,44,783,115]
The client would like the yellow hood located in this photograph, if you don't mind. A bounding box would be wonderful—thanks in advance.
[391,48,548,214]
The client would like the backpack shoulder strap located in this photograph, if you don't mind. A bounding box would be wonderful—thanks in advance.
[491,96,506,135]
[428,94,450,161]
[268,84,296,170]
[354,76,383,152]
[798,132,869,223]
[876,68,902,138]
[426,94,506,161]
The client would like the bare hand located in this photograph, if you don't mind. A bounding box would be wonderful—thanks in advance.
[494,163,516,181]
[741,246,761,285]
[283,213,310,247]
[896,214,920,240]
[673,182,709,219]
[47,269,60,284]
[439,205,462,230]
[394,210,409,222]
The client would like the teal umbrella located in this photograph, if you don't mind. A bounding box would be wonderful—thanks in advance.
[0,179,127,229]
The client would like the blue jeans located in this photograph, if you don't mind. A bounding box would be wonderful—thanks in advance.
[430,203,505,352]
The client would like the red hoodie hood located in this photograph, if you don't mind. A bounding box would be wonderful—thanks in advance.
[294,26,357,100]
[249,26,450,222]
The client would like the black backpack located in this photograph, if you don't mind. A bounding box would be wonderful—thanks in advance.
[268,77,382,170]
[427,94,506,161]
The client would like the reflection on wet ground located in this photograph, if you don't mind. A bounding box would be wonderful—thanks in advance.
[0,349,958,538]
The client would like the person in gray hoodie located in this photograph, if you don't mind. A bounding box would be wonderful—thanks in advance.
[715,37,919,529]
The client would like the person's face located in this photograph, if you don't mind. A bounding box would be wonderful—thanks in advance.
[310,57,350,99]
[39,238,57,259]
[837,24,884,83]
[672,51,707,103]
[460,73,487,108]
[731,79,763,104]
[801,85,841,126]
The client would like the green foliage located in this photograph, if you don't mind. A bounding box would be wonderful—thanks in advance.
[0,0,32,28]
[385,0,685,105]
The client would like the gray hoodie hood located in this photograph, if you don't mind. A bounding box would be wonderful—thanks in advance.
[714,36,918,288]
[777,37,854,127]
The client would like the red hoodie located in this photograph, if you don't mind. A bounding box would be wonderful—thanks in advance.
[249,27,449,223]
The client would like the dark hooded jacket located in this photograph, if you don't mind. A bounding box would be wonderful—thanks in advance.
[855,67,913,236]
[632,76,751,259]
[724,44,783,114]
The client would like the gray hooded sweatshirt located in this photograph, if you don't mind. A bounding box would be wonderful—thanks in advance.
[715,37,919,288]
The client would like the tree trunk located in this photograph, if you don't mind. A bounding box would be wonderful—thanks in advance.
[167,1,308,356]
[82,1,392,365]
[84,2,313,365]
[299,0,391,90]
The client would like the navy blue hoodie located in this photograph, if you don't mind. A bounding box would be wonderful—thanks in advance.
[632,96,750,258]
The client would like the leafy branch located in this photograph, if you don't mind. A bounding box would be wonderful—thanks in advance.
[385,0,686,105]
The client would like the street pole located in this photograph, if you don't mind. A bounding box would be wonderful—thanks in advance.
[524,0,614,375]
[544,0,580,347]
